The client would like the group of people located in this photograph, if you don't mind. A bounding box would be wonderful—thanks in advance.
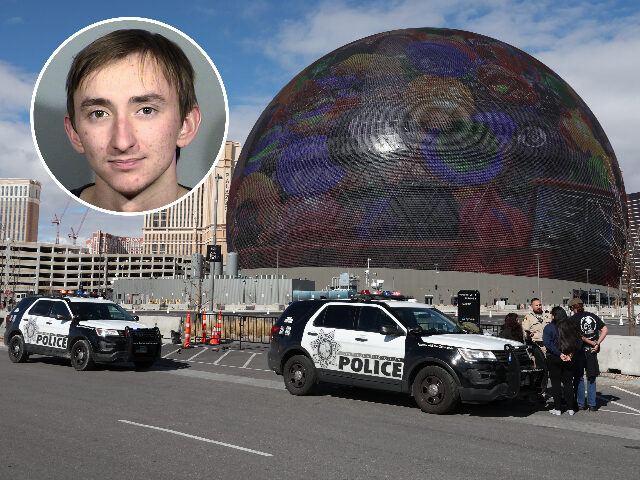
[499,297,608,415]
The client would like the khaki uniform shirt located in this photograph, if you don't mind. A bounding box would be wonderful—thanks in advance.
[522,311,552,343]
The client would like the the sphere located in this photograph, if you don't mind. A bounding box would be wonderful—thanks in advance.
[227,27,626,285]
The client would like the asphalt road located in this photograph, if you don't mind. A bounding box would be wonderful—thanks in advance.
[1,343,639,480]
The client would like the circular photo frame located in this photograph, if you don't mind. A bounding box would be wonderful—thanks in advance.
[31,17,228,215]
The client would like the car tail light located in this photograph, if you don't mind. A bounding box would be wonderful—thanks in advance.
[270,325,280,339]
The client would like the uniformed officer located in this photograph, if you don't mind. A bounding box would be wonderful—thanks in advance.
[522,298,552,401]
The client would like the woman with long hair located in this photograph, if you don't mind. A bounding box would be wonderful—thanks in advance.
[543,306,582,415]
[499,313,524,342]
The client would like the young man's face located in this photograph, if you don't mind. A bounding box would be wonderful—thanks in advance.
[64,53,198,200]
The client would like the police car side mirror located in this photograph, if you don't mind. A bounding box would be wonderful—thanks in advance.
[56,313,72,321]
[381,325,403,336]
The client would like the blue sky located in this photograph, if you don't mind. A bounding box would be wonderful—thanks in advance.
[1,0,639,244]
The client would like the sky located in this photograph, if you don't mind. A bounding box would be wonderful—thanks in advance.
[1,0,639,245]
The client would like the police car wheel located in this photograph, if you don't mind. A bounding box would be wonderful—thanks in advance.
[70,340,95,371]
[8,335,29,363]
[412,366,459,414]
[283,355,316,395]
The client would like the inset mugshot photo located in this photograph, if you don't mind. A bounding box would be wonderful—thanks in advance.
[31,17,228,214]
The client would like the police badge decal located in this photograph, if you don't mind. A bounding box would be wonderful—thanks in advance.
[24,318,39,341]
[310,329,341,368]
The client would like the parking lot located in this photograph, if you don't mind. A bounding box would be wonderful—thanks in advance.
[1,342,639,479]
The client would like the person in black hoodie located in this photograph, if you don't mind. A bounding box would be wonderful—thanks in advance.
[498,313,524,342]
[543,306,582,415]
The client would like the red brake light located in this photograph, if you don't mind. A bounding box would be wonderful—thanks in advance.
[270,325,280,339]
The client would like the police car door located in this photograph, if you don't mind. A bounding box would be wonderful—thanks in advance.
[43,300,73,350]
[301,303,357,380]
[346,305,406,387]
[21,299,53,350]
[301,303,405,388]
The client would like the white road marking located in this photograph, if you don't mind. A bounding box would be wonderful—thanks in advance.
[213,350,232,365]
[118,420,272,457]
[599,409,640,417]
[161,348,181,359]
[597,394,640,414]
[241,353,258,368]
[612,385,640,398]
[186,347,208,361]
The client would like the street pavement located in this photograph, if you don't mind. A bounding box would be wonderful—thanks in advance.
[1,342,639,480]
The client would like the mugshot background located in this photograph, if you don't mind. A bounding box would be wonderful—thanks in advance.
[32,18,228,208]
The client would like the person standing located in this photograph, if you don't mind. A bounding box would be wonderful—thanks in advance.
[499,313,524,341]
[543,306,582,415]
[522,298,551,400]
[569,297,608,411]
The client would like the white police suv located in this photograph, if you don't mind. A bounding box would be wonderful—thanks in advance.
[4,295,162,370]
[268,297,543,414]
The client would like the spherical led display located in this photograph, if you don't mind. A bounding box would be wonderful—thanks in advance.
[227,27,626,285]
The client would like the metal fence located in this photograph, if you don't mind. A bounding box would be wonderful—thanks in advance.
[199,312,279,345]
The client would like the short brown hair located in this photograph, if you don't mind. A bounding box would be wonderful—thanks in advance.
[66,28,197,128]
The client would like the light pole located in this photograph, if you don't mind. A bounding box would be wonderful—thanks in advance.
[434,264,439,304]
[365,258,371,290]
[535,253,540,303]
[585,268,591,306]
[211,172,223,309]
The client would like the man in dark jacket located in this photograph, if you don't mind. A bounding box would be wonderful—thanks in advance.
[569,297,607,411]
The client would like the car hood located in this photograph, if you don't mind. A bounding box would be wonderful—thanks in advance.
[78,320,154,330]
[420,334,523,350]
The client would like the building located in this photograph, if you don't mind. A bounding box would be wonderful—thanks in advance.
[86,230,144,254]
[0,241,186,305]
[626,192,640,291]
[226,28,627,306]
[0,179,41,242]
[142,140,240,258]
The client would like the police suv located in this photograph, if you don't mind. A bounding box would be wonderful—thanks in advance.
[268,297,542,414]
[4,295,162,370]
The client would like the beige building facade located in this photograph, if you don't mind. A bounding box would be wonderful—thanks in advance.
[142,140,240,258]
[0,179,41,243]
[0,241,186,303]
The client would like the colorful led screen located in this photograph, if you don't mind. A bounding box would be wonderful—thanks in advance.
[227,27,626,285]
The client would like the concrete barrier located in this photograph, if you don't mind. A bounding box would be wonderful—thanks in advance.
[599,335,640,376]
[135,315,182,340]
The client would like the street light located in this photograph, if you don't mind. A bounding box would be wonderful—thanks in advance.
[585,268,591,306]
[535,253,540,303]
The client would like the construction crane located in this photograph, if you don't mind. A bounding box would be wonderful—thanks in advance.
[51,198,71,245]
[68,208,89,246]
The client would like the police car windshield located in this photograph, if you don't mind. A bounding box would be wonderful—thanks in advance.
[68,302,134,321]
[390,307,460,334]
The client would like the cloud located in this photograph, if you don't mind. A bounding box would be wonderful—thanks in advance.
[0,61,36,118]
[5,16,22,24]
[228,99,272,145]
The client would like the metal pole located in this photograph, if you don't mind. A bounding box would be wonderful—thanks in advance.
[585,268,591,306]
[535,253,540,303]
[211,173,222,310]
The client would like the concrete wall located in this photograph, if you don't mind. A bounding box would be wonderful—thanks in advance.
[113,277,315,309]
[241,266,623,307]
[599,336,640,376]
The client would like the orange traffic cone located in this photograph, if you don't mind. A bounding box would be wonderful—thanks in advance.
[183,312,191,348]
[210,310,222,345]
[202,309,207,344]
